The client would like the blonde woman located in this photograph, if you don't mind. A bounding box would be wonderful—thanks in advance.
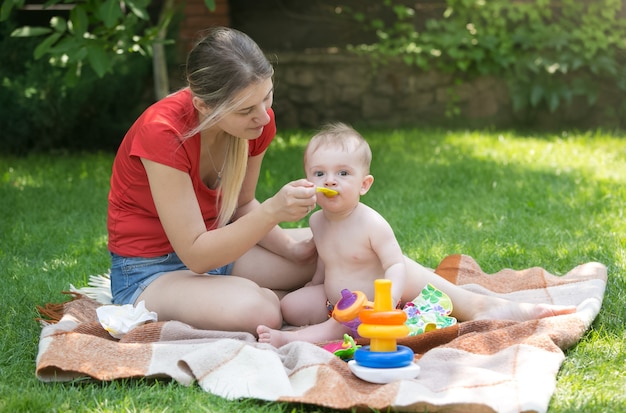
[107,27,318,334]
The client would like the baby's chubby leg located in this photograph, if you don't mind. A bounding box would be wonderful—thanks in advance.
[280,284,328,327]
[402,257,576,322]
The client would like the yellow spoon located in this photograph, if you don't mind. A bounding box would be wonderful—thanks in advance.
[316,187,339,197]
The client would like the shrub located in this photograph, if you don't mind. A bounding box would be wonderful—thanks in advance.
[0,21,151,154]
[348,0,626,118]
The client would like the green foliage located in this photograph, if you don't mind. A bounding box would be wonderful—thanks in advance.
[3,0,154,81]
[0,0,218,153]
[347,0,626,114]
[0,21,151,154]
[1,0,215,82]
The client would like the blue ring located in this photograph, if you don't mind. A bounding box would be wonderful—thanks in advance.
[354,345,414,368]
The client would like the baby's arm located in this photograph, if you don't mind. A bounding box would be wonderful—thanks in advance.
[384,261,406,305]
[306,255,326,287]
[305,212,325,287]
[370,218,407,304]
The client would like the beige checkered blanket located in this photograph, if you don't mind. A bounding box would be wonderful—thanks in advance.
[36,254,606,413]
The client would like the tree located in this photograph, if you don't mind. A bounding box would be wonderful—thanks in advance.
[0,0,215,100]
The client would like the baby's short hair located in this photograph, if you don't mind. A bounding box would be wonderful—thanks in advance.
[305,122,372,172]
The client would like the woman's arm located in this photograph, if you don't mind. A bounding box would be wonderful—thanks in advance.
[141,157,314,273]
[234,151,317,263]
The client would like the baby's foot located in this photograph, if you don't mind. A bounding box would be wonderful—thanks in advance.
[474,300,576,322]
[257,325,293,348]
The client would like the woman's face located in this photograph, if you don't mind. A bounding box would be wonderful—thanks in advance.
[218,77,274,140]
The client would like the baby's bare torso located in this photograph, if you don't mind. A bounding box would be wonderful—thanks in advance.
[311,203,387,304]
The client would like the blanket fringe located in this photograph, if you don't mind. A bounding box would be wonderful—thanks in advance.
[70,273,112,305]
[36,291,83,324]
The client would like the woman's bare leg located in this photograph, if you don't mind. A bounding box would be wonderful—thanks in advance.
[137,270,282,334]
[402,257,576,322]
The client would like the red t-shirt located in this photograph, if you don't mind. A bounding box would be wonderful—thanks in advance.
[107,88,276,257]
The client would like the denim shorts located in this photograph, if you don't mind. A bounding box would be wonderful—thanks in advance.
[110,251,234,305]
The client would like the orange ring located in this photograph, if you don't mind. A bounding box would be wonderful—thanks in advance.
[357,323,410,339]
[358,309,407,325]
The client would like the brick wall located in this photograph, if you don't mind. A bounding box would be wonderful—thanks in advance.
[171,3,622,129]
[270,52,623,130]
[177,0,230,57]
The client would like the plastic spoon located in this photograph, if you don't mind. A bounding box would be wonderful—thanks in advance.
[316,187,339,197]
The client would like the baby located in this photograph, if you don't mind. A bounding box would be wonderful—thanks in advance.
[257,122,406,346]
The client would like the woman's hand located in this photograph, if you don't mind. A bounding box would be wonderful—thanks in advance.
[261,179,317,223]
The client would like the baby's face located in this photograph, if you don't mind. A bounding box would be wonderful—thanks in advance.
[305,146,368,209]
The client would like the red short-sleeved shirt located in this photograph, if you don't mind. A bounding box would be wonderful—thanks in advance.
[107,88,276,257]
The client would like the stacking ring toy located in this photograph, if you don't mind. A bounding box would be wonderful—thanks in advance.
[345,279,420,383]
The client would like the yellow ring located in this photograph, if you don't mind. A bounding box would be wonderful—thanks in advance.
[357,323,410,340]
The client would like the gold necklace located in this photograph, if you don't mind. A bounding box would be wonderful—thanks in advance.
[206,138,231,186]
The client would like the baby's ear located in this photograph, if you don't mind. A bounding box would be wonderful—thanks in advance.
[360,175,374,195]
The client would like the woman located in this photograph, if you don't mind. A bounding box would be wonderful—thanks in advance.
[108,27,318,335]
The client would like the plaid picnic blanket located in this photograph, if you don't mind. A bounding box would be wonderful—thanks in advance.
[36,254,607,413]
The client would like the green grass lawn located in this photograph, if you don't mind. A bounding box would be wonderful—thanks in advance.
[1,128,624,412]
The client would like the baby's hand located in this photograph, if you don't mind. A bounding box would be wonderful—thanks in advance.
[288,236,317,264]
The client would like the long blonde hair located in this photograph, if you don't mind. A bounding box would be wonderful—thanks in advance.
[184,27,274,228]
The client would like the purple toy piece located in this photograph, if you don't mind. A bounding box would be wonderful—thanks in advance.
[336,289,357,310]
